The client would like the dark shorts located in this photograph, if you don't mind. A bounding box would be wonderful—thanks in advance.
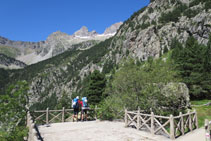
[82,109,88,114]
[74,108,79,115]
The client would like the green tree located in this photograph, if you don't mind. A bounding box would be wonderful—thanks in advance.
[172,37,210,98]
[99,57,183,120]
[0,81,29,141]
[85,70,106,105]
[163,46,169,54]
[202,35,211,98]
[57,92,71,109]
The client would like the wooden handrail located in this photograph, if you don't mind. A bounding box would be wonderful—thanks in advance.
[125,107,198,140]
[31,107,100,124]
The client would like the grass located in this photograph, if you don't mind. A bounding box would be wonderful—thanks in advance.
[191,100,211,127]
[191,100,211,105]
[0,45,20,58]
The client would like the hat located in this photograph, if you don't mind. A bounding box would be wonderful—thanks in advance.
[76,96,79,99]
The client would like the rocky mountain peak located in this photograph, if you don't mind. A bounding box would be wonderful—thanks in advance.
[47,31,69,39]
[104,22,123,35]
[74,26,97,37]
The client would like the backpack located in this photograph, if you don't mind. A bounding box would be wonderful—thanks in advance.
[82,97,88,107]
[72,98,79,109]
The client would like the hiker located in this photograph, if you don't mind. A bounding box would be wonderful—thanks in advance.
[72,96,80,122]
[81,97,89,121]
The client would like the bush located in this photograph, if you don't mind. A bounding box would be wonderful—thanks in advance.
[159,4,188,24]
[148,7,154,13]
[205,1,211,11]
[0,81,29,140]
[183,9,200,18]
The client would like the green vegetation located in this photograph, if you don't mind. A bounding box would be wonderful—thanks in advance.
[191,100,211,127]
[159,4,188,24]
[191,99,211,105]
[30,93,58,110]
[0,68,9,93]
[0,37,113,111]
[188,0,211,11]
[183,8,200,18]
[83,70,106,105]
[148,7,154,13]
[0,45,20,58]
[171,36,211,99]
[0,81,29,141]
[98,54,183,120]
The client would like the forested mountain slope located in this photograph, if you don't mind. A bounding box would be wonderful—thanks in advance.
[1,0,211,110]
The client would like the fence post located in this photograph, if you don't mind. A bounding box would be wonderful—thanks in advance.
[180,112,184,136]
[194,109,198,129]
[170,115,175,140]
[62,107,65,122]
[205,119,210,141]
[188,110,193,131]
[151,112,154,135]
[125,108,128,127]
[137,107,140,130]
[46,108,49,125]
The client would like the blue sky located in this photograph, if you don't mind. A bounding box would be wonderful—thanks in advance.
[0,0,149,42]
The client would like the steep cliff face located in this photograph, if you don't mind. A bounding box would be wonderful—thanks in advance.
[108,0,211,62]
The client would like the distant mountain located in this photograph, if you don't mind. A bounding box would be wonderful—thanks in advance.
[0,22,122,65]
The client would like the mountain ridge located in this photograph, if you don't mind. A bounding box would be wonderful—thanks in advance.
[0,22,122,65]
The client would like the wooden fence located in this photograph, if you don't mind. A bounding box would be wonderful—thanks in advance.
[205,119,211,141]
[31,106,99,125]
[125,108,198,140]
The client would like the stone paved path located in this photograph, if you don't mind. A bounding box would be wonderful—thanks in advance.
[38,121,205,141]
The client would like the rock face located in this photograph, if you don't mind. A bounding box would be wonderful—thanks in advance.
[74,26,98,37]
[107,0,211,63]
[0,22,122,65]
[0,54,26,69]
[104,22,123,35]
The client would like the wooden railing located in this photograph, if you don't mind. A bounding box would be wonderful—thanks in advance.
[31,106,99,125]
[125,108,198,140]
[205,119,211,141]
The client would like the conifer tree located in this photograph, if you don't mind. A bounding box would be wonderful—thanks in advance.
[180,37,204,97]
[172,36,210,98]
[202,35,211,98]
[85,70,106,105]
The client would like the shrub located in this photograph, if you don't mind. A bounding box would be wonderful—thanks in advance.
[183,9,200,18]
[159,4,188,24]
[0,81,29,140]
[148,7,154,13]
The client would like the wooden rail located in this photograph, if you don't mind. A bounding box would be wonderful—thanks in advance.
[205,119,211,141]
[125,108,198,140]
[31,106,99,125]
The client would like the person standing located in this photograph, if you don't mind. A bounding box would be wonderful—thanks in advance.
[81,97,89,121]
[72,96,79,122]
